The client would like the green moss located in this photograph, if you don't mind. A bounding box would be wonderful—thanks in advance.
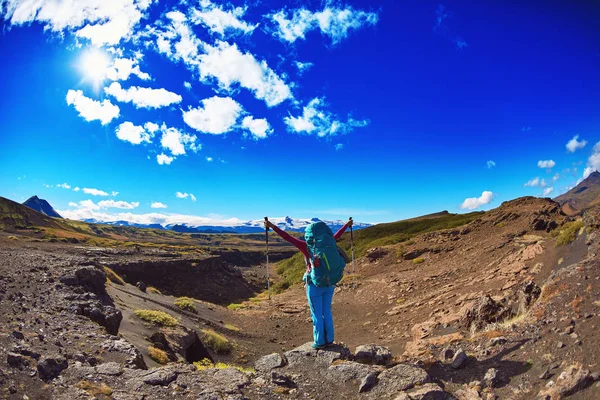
[134,309,178,327]
[201,329,233,354]
[227,303,246,311]
[412,257,424,264]
[193,358,254,373]
[555,220,584,247]
[103,267,125,285]
[174,297,196,312]
[148,346,169,364]
[225,324,240,332]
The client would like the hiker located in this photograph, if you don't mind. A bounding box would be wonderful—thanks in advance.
[265,218,353,349]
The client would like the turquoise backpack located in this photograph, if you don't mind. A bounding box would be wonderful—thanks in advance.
[304,221,346,287]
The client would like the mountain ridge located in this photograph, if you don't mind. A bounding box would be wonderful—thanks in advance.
[22,195,62,218]
[554,170,600,215]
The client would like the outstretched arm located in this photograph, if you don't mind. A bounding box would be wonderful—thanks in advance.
[334,219,353,241]
[266,221,309,259]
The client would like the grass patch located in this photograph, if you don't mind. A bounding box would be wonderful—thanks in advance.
[193,358,254,373]
[147,346,169,364]
[225,324,240,332]
[174,297,197,312]
[103,266,125,285]
[201,329,233,354]
[555,220,584,247]
[272,252,306,294]
[227,303,246,311]
[340,273,362,284]
[134,309,178,327]
[76,380,113,397]
[147,286,161,294]
[412,257,424,264]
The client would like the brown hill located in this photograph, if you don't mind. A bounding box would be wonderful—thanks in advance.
[0,195,63,230]
[554,170,600,215]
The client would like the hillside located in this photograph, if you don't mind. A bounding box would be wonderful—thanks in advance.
[554,170,600,214]
[2,195,600,399]
[0,196,294,253]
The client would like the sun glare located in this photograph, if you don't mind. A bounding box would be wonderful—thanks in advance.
[79,48,111,88]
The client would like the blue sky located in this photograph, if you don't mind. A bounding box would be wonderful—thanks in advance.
[0,0,599,226]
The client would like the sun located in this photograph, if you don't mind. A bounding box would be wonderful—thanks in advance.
[78,48,111,89]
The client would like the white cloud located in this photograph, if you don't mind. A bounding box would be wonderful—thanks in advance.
[294,61,314,75]
[460,191,494,210]
[542,187,554,196]
[57,183,71,189]
[284,97,368,137]
[183,96,242,134]
[335,143,344,151]
[190,194,197,202]
[184,81,192,90]
[160,124,199,156]
[73,187,80,192]
[583,141,600,179]
[269,5,378,44]
[151,202,167,209]
[66,90,120,125]
[206,157,213,162]
[566,135,587,153]
[524,177,547,188]
[197,41,292,107]
[157,153,174,165]
[97,200,139,209]
[83,187,109,196]
[105,82,182,109]
[552,173,560,182]
[144,122,159,133]
[1,0,150,46]
[58,207,247,227]
[190,0,257,36]
[176,192,189,199]
[115,121,153,145]
[106,57,151,81]
[486,160,496,169]
[241,116,272,139]
[111,191,119,196]
[537,160,556,169]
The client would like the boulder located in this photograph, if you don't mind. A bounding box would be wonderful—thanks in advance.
[136,281,147,292]
[451,349,468,369]
[538,363,593,398]
[143,370,178,386]
[86,304,122,336]
[483,368,499,388]
[60,266,106,295]
[95,362,123,376]
[354,344,392,365]
[37,355,68,381]
[255,353,286,372]
[271,371,296,387]
[369,363,430,397]
[405,383,447,400]
[328,361,377,382]
[359,372,379,393]
[284,342,351,367]
[461,295,511,330]
[102,339,146,369]
[7,352,27,369]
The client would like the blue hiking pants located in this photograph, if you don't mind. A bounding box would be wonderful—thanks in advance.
[306,283,335,346]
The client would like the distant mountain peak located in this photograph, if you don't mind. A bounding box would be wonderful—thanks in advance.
[23,195,62,218]
[554,170,600,215]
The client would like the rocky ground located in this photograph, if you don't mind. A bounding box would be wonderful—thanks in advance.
[1,197,600,399]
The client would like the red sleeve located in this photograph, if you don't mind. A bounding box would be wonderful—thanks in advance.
[270,224,309,259]
[334,222,350,241]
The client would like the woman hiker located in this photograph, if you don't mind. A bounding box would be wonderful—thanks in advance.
[265,218,353,349]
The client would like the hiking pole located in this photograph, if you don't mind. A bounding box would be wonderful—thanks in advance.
[350,217,355,276]
[265,217,271,300]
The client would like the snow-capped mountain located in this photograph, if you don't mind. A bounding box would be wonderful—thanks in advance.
[82,216,371,233]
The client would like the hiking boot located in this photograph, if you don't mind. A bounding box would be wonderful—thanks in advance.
[311,343,326,349]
